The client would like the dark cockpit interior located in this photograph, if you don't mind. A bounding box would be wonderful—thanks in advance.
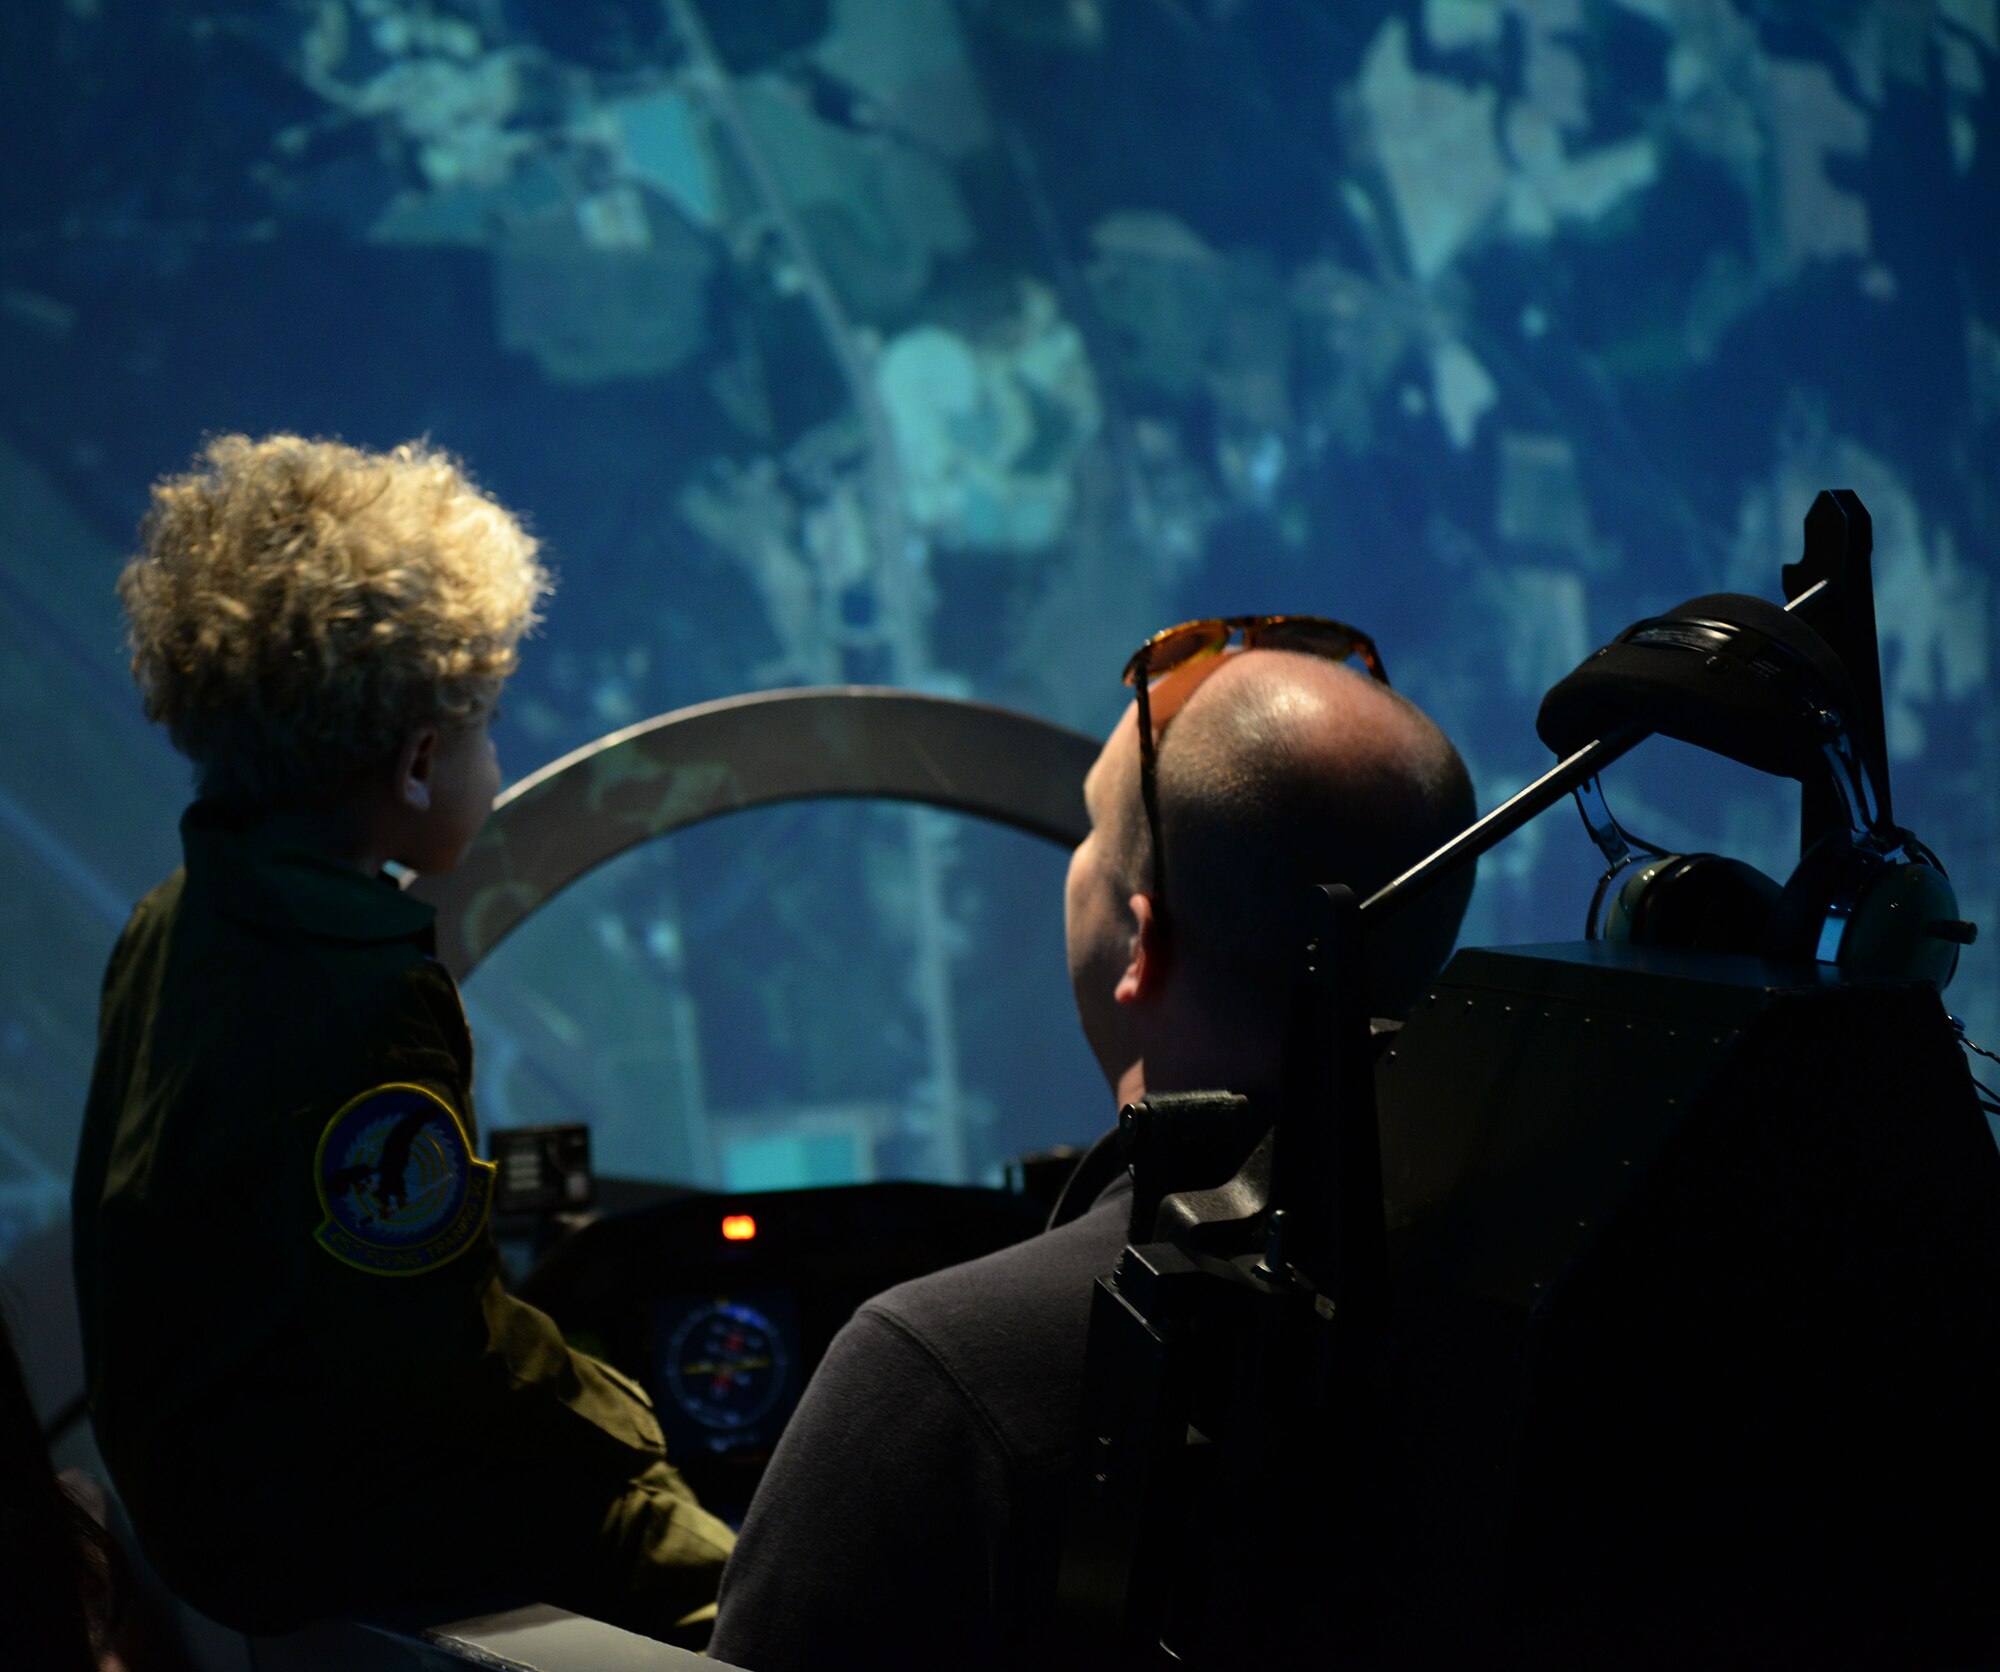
[9,5,2000,1665]
[510,1178,1048,1526]
[24,496,2000,1671]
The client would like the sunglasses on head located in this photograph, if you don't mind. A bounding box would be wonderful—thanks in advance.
[1119,615,1390,910]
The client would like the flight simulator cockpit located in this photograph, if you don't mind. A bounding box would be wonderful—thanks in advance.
[13,1,2000,1665]
[29,490,2000,1671]
[39,484,1992,1672]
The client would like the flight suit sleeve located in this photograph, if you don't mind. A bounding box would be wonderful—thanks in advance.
[708,1304,1009,1672]
[281,957,665,1480]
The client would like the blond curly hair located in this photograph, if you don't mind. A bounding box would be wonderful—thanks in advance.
[120,434,551,810]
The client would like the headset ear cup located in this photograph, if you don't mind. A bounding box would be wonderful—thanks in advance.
[1764,832,1861,969]
[1592,855,1675,942]
[1845,856,1963,987]
[1641,855,1782,953]
[1763,830,1963,986]
[1602,854,1781,954]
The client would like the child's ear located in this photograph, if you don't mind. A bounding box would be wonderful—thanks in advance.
[396,726,441,813]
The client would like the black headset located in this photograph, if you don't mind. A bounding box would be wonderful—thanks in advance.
[1540,593,1973,989]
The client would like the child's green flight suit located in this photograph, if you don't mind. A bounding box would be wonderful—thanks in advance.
[72,804,733,1638]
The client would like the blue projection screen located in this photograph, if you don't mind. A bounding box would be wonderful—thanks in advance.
[0,0,1994,1258]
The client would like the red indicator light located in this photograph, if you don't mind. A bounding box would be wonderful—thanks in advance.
[721,1213,758,1243]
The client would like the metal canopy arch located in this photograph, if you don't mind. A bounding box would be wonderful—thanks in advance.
[409,686,1100,980]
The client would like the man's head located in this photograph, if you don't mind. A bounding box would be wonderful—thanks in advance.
[120,433,549,870]
[1064,647,1476,1097]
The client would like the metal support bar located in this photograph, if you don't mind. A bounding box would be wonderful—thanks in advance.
[1360,727,1648,923]
[1361,576,1837,925]
[1272,884,1383,1324]
[1784,489,1893,849]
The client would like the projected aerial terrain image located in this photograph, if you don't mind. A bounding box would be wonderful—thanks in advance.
[0,0,1993,1256]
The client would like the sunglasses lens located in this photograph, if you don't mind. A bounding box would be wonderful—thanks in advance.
[1248,618,1385,680]
[1129,621,1230,685]
[1249,618,1356,657]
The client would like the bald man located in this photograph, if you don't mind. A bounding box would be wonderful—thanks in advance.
[708,647,1476,1672]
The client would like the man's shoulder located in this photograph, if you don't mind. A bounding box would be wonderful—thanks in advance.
[850,1176,1134,1469]
[867,1180,1132,1340]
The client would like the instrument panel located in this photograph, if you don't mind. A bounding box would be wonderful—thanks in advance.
[517,1181,1049,1524]
[660,1292,794,1440]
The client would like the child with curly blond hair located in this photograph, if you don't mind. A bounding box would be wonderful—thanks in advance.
[71,435,732,1641]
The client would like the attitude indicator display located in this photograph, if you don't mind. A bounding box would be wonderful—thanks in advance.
[665,1298,789,1431]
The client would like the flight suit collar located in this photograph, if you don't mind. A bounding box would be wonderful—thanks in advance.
[180,801,438,946]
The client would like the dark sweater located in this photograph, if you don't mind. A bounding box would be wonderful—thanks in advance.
[709,1169,1135,1670]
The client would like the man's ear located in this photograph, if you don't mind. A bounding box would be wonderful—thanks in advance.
[1113,892,1169,1006]
[395,726,441,813]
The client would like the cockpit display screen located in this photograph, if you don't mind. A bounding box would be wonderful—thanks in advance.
[651,1288,802,1458]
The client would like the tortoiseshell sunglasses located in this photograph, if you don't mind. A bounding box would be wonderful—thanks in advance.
[1120,615,1390,906]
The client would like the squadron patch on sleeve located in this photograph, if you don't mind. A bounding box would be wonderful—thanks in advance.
[313,1082,495,1276]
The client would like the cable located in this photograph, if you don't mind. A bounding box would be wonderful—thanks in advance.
[1949,1014,2000,1069]
[1945,1018,2000,1116]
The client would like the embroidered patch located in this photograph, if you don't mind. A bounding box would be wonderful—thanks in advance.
[313,1083,494,1276]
